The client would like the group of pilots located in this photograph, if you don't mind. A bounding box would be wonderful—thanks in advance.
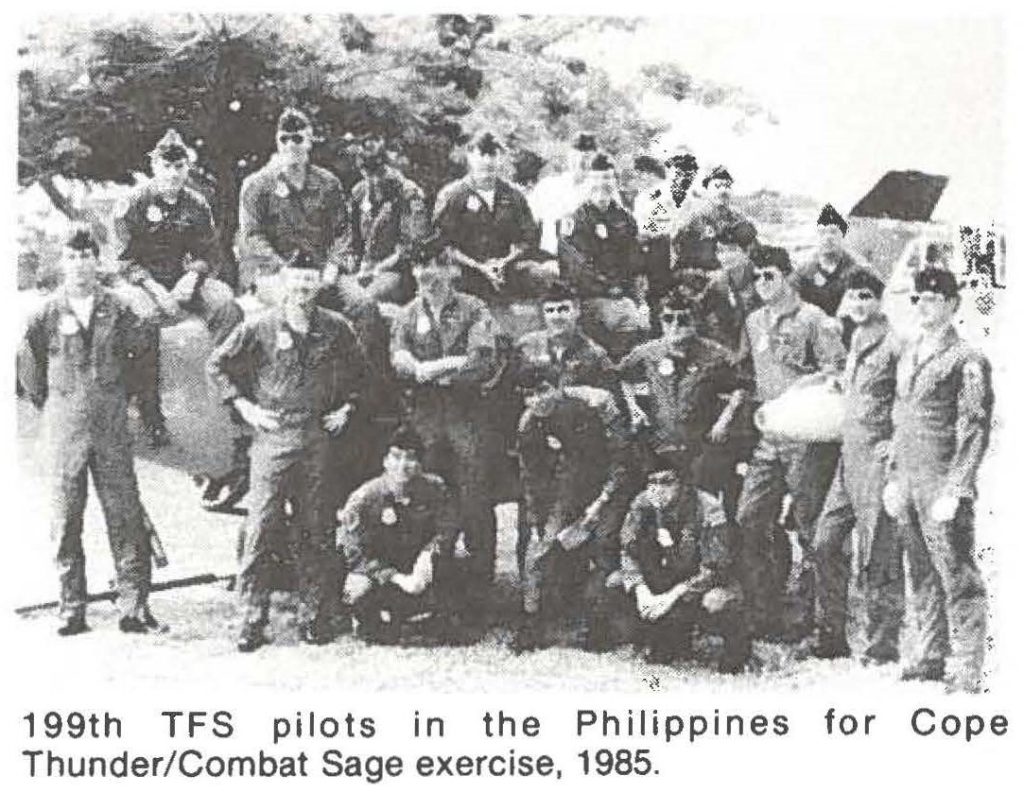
[19,107,994,693]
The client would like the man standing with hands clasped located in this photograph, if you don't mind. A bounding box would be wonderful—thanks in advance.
[208,251,369,652]
[883,267,993,692]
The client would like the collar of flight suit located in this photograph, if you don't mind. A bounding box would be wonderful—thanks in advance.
[851,316,889,364]
[546,329,588,361]
[908,324,960,387]
[659,334,700,364]
[764,291,802,330]
[58,287,117,353]
[277,304,326,341]
[465,176,511,211]
[815,247,852,277]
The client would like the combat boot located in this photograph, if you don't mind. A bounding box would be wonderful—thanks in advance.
[899,659,945,682]
[57,616,89,637]
[236,626,269,653]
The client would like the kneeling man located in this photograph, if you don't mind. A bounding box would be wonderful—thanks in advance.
[338,427,462,644]
[620,454,751,672]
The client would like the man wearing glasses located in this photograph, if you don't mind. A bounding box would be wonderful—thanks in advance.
[882,268,993,692]
[618,283,748,484]
[618,452,751,671]
[811,269,903,662]
[735,245,846,639]
[237,108,349,303]
[334,137,429,307]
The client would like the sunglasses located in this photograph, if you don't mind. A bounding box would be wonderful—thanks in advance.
[752,270,778,282]
[910,292,946,305]
[660,312,694,326]
[648,472,679,485]
[278,134,307,145]
[543,304,574,315]
[849,289,878,301]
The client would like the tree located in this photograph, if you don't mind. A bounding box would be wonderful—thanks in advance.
[19,14,663,286]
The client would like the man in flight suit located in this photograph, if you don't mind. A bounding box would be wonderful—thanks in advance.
[560,152,648,359]
[114,128,239,447]
[237,108,349,301]
[811,269,903,661]
[338,427,461,644]
[512,368,637,653]
[619,456,751,672]
[390,242,500,623]
[671,165,757,274]
[735,245,846,639]
[883,267,993,692]
[207,252,369,652]
[433,131,549,300]
[20,227,158,636]
[618,284,748,492]
[334,137,429,307]
[796,204,865,317]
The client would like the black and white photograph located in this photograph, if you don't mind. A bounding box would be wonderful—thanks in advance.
[3,2,1020,787]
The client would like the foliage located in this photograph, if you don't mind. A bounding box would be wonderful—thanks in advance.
[19,14,667,284]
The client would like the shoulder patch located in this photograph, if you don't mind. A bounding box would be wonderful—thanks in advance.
[698,490,727,527]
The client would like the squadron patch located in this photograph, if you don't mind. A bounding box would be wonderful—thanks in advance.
[276,330,294,351]
[146,204,164,223]
[274,182,290,198]
[381,506,397,525]
[59,314,80,336]
[466,195,482,212]
[656,528,674,548]
[595,223,608,239]
[657,358,675,376]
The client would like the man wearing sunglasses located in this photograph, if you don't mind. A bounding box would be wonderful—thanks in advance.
[618,284,748,487]
[882,268,993,692]
[735,244,846,640]
[237,108,349,302]
[334,137,429,307]
[811,269,903,663]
